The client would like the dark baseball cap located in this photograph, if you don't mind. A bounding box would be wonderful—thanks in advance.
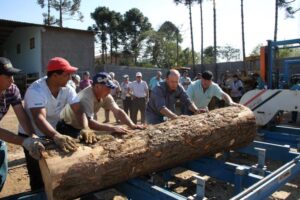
[93,72,117,89]
[0,57,21,75]
[202,70,213,80]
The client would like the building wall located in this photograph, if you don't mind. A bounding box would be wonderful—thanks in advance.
[2,27,42,75]
[41,28,94,75]
[98,64,167,83]
[100,56,300,85]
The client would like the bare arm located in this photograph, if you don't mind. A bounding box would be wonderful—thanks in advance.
[111,106,135,128]
[30,107,59,138]
[188,103,199,113]
[160,107,178,120]
[222,92,236,106]
[70,102,88,129]
[0,127,24,145]
[88,118,126,132]
[13,104,35,136]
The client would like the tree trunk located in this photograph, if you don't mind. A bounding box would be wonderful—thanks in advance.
[188,2,195,69]
[40,106,256,200]
[200,0,204,66]
[59,0,62,27]
[241,0,247,74]
[213,0,218,78]
[47,0,51,26]
[274,0,279,42]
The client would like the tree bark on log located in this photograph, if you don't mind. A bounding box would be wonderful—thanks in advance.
[39,106,256,200]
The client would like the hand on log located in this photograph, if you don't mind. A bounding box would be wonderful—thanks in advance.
[111,126,130,135]
[22,137,45,160]
[79,129,99,144]
[130,124,146,130]
[53,133,78,153]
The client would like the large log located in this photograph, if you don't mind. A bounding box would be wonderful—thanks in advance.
[39,106,256,200]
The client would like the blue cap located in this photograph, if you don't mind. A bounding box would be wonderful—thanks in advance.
[93,72,117,89]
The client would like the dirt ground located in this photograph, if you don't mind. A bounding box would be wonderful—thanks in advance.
[0,102,300,200]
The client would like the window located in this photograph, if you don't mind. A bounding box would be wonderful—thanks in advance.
[30,37,35,49]
[17,44,21,54]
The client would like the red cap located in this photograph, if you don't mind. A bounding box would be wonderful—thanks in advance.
[47,57,78,73]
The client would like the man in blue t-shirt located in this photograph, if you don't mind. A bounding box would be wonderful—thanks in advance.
[146,69,200,125]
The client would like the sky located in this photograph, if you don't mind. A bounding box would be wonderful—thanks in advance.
[0,0,300,58]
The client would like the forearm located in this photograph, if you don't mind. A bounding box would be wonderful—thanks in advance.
[0,127,24,145]
[17,114,35,136]
[13,105,35,135]
[222,93,234,105]
[75,111,89,129]
[34,117,59,138]
[88,119,116,132]
[160,107,177,120]
[114,109,135,128]
[188,103,198,113]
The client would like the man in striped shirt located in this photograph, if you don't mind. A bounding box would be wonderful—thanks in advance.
[0,57,44,191]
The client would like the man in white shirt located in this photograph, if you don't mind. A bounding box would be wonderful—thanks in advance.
[128,72,149,124]
[180,70,192,90]
[229,74,244,103]
[19,57,87,190]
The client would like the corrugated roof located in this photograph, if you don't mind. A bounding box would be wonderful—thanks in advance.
[0,18,93,45]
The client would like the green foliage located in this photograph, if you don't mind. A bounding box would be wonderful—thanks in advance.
[142,21,183,68]
[278,46,300,58]
[173,0,198,6]
[278,0,300,18]
[178,48,200,66]
[218,45,240,61]
[37,0,83,27]
[121,8,152,65]
[203,46,218,64]
[250,43,264,56]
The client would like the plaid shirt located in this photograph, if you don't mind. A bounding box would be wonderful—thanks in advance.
[0,84,22,121]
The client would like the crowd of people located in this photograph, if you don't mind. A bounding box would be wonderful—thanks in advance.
[0,56,273,192]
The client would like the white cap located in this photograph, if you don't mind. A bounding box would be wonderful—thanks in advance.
[72,74,81,82]
[136,72,142,77]
[109,72,115,78]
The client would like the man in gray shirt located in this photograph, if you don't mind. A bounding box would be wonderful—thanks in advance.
[146,69,200,125]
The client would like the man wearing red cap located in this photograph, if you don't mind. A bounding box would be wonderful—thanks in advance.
[18,57,87,190]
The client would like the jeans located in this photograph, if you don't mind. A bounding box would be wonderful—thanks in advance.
[56,120,81,138]
[0,140,7,192]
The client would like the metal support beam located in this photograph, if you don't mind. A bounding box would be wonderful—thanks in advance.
[193,175,206,200]
[250,148,267,176]
[115,178,186,200]
[234,166,247,194]
[238,140,298,162]
[231,155,300,200]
